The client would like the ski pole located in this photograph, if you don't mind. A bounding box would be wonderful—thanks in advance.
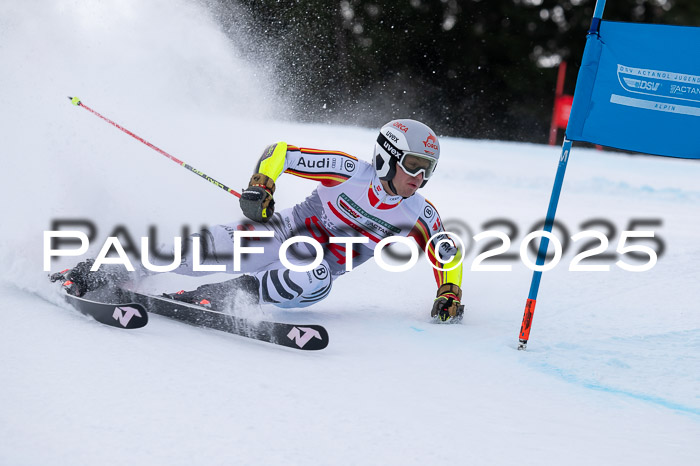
[67,96,241,198]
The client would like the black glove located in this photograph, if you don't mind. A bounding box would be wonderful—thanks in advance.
[431,283,465,323]
[239,173,275,223]
[49,259,115,297]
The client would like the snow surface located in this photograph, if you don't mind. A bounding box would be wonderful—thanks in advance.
[1,1,699,465]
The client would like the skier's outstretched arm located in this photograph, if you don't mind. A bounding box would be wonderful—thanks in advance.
[239,142,358,222]
[409,201,464,323]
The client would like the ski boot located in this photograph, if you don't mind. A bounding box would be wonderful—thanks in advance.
[49,259,120,297]
[163,275,260,311]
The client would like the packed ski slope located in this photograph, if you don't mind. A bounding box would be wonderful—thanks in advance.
[1,1,699,465]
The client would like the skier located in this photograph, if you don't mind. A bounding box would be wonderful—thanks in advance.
[53,119,464,322]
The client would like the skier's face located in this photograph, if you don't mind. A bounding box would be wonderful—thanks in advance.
[392,164,423,197]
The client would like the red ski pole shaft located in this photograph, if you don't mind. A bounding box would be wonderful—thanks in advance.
[68,96,241,198]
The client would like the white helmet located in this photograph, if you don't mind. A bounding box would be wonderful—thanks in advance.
[373,119,440,189]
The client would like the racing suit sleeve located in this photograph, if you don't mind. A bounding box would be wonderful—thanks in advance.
[408,200,463,294]
[255,142,358,187]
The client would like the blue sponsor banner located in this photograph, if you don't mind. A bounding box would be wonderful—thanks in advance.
[566,21,700,159]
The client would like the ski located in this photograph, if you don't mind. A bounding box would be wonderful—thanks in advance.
[121,290,329,351]
[62,293,149,329]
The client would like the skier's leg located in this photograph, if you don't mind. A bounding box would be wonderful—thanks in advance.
[166,260,333,310]
[253,260,332,309]
[156,218,285,309]
[152,219,285,276]
[161,211,333,309]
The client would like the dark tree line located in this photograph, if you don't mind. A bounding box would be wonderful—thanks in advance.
[210,0,699,143]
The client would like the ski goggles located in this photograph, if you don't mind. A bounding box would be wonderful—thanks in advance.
[397,151,438,179]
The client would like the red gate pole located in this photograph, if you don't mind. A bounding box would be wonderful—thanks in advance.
[549,61,568,145]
